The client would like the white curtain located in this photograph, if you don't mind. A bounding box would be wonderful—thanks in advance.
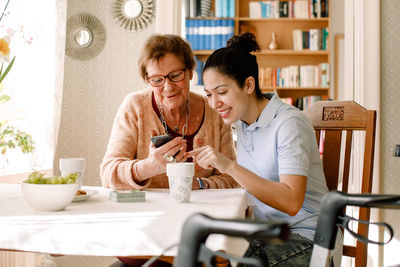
[0,0,66,174]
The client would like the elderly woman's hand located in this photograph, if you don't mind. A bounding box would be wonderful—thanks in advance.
[146,130,187,175]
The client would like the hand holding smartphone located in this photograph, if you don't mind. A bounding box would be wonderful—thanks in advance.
[151,134,174,148]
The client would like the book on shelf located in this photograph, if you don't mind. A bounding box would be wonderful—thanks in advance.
[322,28,329,50]
[320,0,329,17]
[302,31,310,49]
[320,63,329,87]
[195,57,204,85]
[215,0,235,18]
[294,0,309,18]
[279,1,289,17]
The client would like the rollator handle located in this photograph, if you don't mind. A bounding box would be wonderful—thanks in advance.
[314,191,400,249]
[174,213,289,267]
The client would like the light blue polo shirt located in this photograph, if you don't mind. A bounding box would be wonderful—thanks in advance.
[235,93,328,241]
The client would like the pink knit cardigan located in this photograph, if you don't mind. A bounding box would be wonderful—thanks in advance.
[100,88,239,190]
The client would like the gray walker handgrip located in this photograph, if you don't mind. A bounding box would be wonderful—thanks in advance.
[314,190,400,250]
[173,213,289,267]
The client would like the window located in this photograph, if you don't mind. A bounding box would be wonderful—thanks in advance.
[0,0,64,175]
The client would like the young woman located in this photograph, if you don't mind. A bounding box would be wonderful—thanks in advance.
[186,33,330,266]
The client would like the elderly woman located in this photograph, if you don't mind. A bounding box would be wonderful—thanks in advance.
[100,34,239,191]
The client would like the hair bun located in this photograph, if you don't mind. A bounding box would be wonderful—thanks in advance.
[226,32,260,53]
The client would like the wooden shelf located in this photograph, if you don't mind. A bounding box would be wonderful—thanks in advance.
[185,17,329,22]
[194,50,329,56]
[237,17,329,22]
[261,87,330,99]
[262,87,329,91]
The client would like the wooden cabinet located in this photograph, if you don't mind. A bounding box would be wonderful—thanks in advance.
[186,0,332,102]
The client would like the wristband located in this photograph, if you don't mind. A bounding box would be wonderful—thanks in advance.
[197,177,205,190]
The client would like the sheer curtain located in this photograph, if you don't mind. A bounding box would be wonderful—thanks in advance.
[0,0,66,175]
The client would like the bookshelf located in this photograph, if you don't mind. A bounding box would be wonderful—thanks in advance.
[184,0,332,105]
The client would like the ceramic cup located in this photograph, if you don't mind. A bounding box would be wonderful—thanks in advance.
[167,162,194,203]
[59,158,86,189]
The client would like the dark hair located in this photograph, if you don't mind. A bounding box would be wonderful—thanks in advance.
[138,34,195,80]
[204,32,262,98]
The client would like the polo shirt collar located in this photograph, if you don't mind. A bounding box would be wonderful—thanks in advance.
[239,93,283,131]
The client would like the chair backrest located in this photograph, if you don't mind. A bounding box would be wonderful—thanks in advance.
[304,100,376,267]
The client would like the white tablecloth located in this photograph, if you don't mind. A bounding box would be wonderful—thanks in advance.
[0,184,249,257]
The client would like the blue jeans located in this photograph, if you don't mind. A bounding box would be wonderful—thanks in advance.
[238,233,313,267]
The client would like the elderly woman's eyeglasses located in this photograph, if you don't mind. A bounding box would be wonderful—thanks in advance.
[147,69,186,87]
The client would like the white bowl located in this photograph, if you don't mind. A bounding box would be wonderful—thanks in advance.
[21,182,79,211]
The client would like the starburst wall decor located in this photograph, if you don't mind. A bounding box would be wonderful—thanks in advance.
[65,13,106,61]
[111,0,155,32]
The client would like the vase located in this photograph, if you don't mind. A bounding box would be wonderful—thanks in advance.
[268,32,279,50]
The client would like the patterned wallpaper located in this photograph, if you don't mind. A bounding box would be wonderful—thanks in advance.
[54,0,155,187]
[381,0,400,265]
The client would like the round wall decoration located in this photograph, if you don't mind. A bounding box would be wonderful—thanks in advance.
[111,0,156,32]
[65,13,106,61]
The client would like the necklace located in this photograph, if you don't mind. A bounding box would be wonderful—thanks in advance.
[158,99,190,138]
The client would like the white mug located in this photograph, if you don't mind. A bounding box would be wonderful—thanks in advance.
[59,158,86,189]
[167,162,194,203]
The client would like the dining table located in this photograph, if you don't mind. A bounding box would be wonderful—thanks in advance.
[0,184,250,260]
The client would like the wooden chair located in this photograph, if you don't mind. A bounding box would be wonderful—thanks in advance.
[303,100,377,267]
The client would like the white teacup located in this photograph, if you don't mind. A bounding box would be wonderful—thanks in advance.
[167,162,194,203]
[60,158,86,189]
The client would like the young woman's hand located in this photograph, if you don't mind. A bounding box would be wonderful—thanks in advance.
[185,145,233,174]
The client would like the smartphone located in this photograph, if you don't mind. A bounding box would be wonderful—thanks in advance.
[151,134,174,148]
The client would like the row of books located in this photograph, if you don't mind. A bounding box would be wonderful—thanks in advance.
[293,28,329,51]
[282,95,328,110]
[249,0,329,19]
[259,63,330,88]
[185,19,234,50]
